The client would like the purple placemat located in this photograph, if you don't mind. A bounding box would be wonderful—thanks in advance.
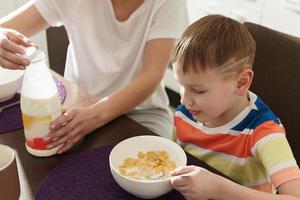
[35,146,206,200]
[0,79,66,134]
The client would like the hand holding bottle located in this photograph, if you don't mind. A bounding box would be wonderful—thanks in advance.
[0,28,35,69]
[46,106,104,154]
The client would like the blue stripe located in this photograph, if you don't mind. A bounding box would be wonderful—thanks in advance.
[232,96,281,131]
[176,104,197,122]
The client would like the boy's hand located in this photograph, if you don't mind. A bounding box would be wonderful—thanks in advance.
[170,165,222,200]
[0,28,35,69]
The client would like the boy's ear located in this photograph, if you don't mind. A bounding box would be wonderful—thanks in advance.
[235,68,254,96]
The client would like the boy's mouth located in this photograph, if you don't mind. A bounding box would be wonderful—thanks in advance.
[188,110,201,116]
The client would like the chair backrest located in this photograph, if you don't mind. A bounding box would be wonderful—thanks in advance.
[46,26,69,76]
[244,22,300,163]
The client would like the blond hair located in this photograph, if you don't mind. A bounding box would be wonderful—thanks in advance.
[172,15,256,76]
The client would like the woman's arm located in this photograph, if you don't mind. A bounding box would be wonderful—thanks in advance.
[0,2,49,37]
[48,38,176,153]
[93,38,175,123]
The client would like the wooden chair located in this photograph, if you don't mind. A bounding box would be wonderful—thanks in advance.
[46,27,69,76]
[245,22,300,163]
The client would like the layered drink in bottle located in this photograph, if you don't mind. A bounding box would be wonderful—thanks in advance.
[21,47,62,157]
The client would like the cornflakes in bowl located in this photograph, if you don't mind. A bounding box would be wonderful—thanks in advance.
[109,135,187,199]
[119,150,177,180]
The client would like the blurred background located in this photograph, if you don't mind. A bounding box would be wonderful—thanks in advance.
[1,0,300,106]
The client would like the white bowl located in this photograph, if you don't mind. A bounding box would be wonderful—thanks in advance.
[0,67,24,101]
[109,135,187,199]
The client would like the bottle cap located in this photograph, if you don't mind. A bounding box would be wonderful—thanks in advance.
[24,46,46,63]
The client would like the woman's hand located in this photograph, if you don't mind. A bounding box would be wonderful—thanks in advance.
[0,28,35,69]
[170,165,223,200]
[46,106,103,154]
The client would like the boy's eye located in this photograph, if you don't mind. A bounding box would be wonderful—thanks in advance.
[196,91,206,94]
[193,89,206,94]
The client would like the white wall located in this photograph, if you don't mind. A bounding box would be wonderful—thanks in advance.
[262,0,300,37]
[186,0,264,25]
[186,0,300,37]
[0,0,48,57]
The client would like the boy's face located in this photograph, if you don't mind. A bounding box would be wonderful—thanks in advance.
[173,63,241,127]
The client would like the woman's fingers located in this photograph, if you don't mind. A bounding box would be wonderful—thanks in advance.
[57,129,83,154]
[47,115,76,141]
[0,38,29,69]
[46,132,70,149]
[6,32,34,47]
[46,110,80,148]
[0,37,26,54]
[50,111,74,131]
[0,30,35,69]
[0,55,25,69]
[0,43,29,66]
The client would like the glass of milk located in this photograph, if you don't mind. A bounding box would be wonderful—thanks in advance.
[21,47,62,157]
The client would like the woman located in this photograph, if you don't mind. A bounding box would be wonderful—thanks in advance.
[0,0,188,153]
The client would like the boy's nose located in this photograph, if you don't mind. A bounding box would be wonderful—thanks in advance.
[180,89,193,107]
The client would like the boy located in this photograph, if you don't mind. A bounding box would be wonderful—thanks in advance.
[170,15,300,200]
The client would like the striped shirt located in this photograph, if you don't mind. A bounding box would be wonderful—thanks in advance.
[174,91,300,193]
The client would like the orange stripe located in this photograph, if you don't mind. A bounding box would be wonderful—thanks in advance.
[271,166,300,188]
[174,116,285,158]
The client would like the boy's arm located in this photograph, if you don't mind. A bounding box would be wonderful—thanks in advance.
[171,165,300,200]
[217,176,300,200]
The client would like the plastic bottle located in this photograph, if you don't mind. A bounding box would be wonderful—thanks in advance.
[20,47,62,157]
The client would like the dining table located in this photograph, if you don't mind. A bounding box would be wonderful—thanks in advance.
[0,71,225,200]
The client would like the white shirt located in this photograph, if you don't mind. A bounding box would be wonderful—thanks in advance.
[34,0,188,110]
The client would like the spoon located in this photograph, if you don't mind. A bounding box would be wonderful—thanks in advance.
[0,100,20,113]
